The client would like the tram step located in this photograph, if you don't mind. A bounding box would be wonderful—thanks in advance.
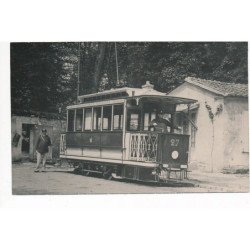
[82,169,102,174]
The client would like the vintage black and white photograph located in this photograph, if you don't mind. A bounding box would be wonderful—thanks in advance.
[1,2,250,250]
[10,42,249,194]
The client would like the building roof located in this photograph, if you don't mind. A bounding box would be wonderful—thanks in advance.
[185,77,248,97]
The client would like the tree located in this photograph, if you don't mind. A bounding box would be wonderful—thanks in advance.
[11,42,248,115]
[11,42,79,113]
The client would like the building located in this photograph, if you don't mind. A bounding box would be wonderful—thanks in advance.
[11,110,66,162]
[168,77,248,172]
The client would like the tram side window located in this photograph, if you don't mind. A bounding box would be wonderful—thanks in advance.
[113,105,123,130]
[127,110,140,131]
[67,110,75,132]
[103,106,112,130]
[75,109,83,131]
[84,108,92,130]
[93,107,102,130]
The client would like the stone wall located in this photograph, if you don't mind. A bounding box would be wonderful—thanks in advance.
[11,115,66,162]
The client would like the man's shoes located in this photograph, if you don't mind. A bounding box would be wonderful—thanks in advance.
[34,169,39,173]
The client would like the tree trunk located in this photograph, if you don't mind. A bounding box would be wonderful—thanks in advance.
[93,42,106,92]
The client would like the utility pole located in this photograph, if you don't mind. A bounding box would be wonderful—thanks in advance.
[77,42,81,103]
[114,42,119,86]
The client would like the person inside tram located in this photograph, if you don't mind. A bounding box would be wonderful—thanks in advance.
[149,111,180,133]
[21,130,30,153]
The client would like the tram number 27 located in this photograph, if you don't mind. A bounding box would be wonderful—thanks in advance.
[170,139,179,147]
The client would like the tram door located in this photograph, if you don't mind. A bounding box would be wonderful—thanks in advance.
[32,125,53,161]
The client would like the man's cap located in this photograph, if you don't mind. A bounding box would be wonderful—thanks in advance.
[42,129,47,132]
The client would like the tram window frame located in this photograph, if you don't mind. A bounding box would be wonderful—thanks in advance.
[93,107,102,131]
[102,106,112,131]
[143,111,156,131]
[142,103,159,131]
[75,108,84,131]
[113,105,124,130]
[84,108,92,131]
[127,109,141,131]
[67,109,75,132]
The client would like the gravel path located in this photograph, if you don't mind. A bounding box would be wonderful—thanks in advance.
[12,162,249,195]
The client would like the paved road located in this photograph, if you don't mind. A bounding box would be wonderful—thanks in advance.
[12,162,249,195]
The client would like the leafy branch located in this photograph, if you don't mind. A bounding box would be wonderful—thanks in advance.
[205,102,223,172]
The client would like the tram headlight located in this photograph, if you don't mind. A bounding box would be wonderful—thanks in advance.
[171,150,179,159]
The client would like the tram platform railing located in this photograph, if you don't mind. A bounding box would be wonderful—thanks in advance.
[128,132,158,162]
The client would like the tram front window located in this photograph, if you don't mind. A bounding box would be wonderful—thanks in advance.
[127,110,140,131]
[143,111,156,131]
[103,106,112,130]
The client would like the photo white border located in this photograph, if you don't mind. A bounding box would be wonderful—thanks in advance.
[1,1,250,250]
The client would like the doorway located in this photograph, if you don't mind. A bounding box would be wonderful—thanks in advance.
[21,124,34,159]
[21,123,53,161]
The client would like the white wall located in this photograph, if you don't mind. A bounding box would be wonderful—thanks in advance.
[223,97,249,169]
[169,82,226,172]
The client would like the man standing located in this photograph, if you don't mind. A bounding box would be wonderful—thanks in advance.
[34,128,52,172]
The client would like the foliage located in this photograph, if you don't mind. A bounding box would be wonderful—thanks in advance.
[205,102,223,122]
[11,42,248,114]
[11,42,78,113]
[205,101,224,173]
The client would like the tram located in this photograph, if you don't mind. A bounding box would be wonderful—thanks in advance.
[60,81,197,183]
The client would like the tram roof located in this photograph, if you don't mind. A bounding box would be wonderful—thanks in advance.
[78,86,165,103]
[128,95,197,105]
[69,82,196,109]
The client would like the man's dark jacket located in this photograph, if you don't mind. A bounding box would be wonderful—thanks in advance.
[36,135,51,154]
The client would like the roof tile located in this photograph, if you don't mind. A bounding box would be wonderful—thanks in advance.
[185,77,248,97]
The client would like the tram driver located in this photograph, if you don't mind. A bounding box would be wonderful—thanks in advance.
[149,111,180,133]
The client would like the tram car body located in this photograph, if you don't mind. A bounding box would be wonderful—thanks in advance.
[60,82,197,182]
